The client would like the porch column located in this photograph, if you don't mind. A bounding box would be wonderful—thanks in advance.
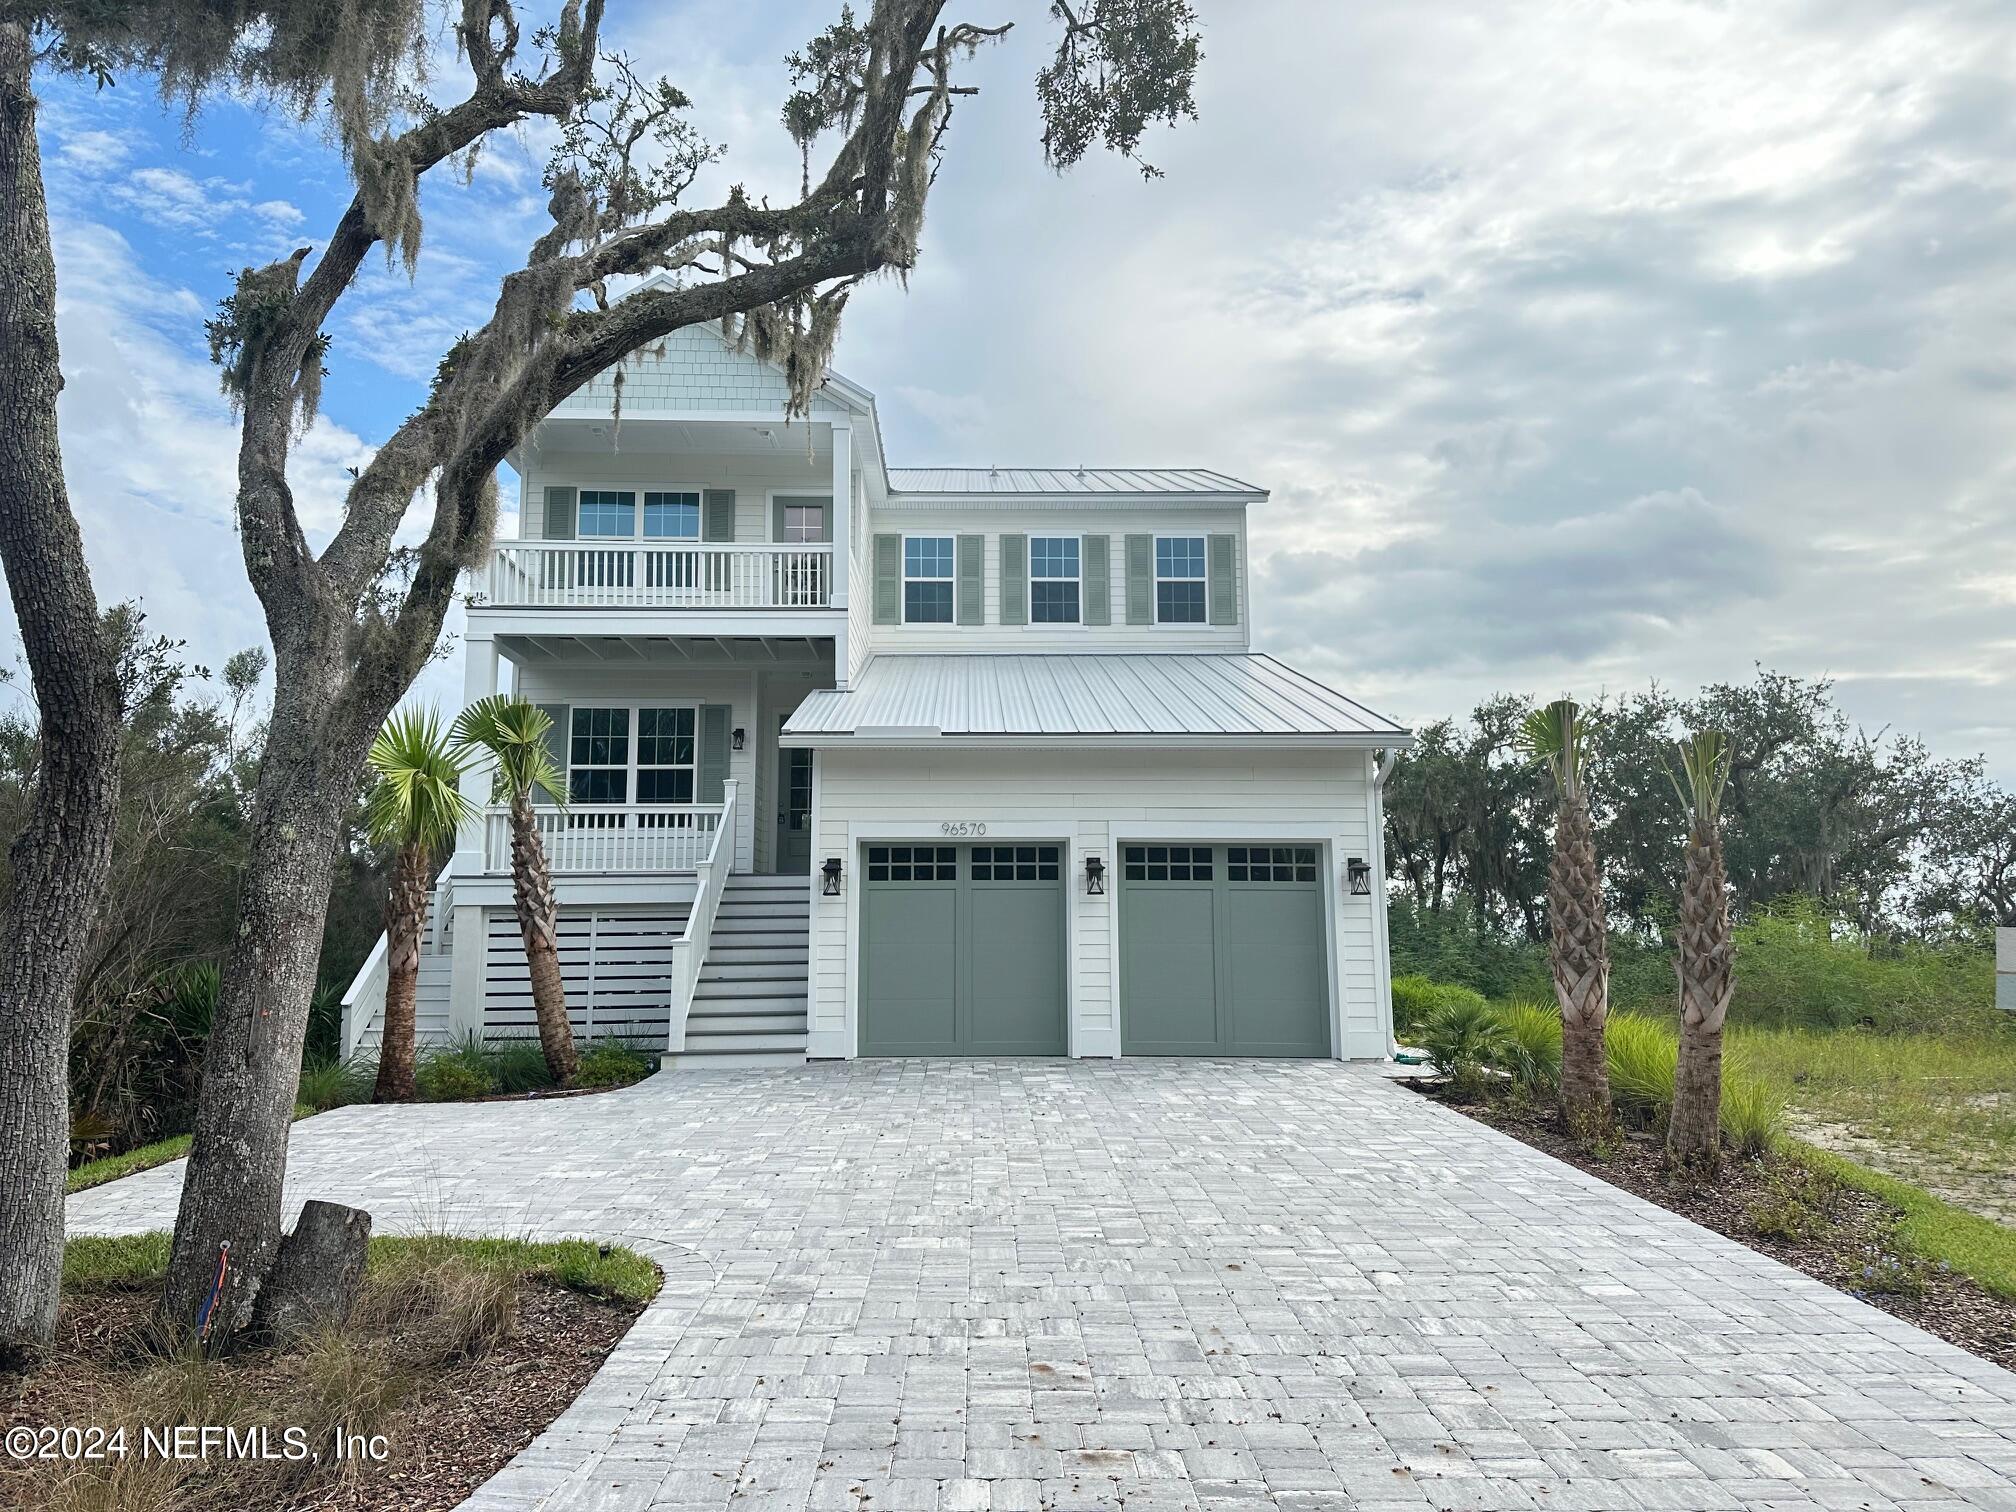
[454,632,501,879]
[829,421,851,611]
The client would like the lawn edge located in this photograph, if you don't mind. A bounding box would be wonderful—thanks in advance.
[1787,1139,2016,1301]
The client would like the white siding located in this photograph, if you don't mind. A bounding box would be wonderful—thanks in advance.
[858,507,1250,654]
[806,747,1389,1061]
[548,322,848,418]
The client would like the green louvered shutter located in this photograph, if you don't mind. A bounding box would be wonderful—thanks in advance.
[698,704,731,804]
[543,486,576,541]
[1000,533,1028,627]
[1208,533,1238,626]
[956,535,984,625]
[1082,535,1110,626]
[702,488,736,542]
[533,703,569,805]
[873,534,901,625]
[1124,534,1153,625]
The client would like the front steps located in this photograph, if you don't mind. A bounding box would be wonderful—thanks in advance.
[666,873,810,1068]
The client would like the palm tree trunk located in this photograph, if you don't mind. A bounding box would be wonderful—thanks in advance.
[1550,795,1612,1130]
[372,844,431,1103]
[510,791,576,1084]
[1668,822,1734,1167]
[0,22,124,1363]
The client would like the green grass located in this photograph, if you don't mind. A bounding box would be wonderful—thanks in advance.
[1791,1143,2016,1300]
[62,1231,660,1303]
[66,1136,193,1194]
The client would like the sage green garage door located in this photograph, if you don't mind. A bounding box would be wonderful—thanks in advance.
[859,843,1067,1055]
[1120,844,1330,1056]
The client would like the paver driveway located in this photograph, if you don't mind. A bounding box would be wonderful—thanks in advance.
[69,1060,2016,1511]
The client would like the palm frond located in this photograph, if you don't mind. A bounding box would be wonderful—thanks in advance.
[451,694,569,808]
[1663,729,1732,823]
[365,706,473,850]
[1516,697,1586,801]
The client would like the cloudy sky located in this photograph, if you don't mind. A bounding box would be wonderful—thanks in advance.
[21,0,2016,774]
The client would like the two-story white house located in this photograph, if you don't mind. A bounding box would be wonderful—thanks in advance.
[342,315,1411,1068]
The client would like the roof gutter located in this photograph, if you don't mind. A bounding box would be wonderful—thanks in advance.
[780,731,1413,751]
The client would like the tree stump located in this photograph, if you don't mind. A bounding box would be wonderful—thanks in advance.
[253,1200,372,1344]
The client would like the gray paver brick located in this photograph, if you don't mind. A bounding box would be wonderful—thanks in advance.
[65,1058,2016,1510]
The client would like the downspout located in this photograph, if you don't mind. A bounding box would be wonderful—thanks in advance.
[1370,747,1399,1058]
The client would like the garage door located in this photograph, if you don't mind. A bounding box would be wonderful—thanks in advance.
[1120,844,1330,1056]
[859,843,1067,1055]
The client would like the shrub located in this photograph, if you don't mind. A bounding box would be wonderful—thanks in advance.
[1419,998,1509,1101]
[416,1037,496,1102]
[483,1038,556,1094]
[297,1054,373,1112]
[1603,1012,1677,1124]
[1492,1000,1562,1091]
[574,1037,654,1089]
[1391,974,1487,1039]
[1719,1067,1787,1158]
[1730,897,1996,1033]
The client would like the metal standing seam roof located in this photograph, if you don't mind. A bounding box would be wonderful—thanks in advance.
[781,654,1411,742]
[886,467,1263,496]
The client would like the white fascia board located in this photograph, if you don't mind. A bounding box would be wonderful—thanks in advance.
[778,731,1414,751]
[877,492,1265,511]
[469,608,847,640]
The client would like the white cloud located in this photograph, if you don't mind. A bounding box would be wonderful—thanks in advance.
[251,198,305,228]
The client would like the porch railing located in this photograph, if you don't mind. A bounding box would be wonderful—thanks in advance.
[482,802,724,874]
[480,541,832,610]
[666,778,737,1052]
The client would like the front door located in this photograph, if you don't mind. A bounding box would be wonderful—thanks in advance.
[776,716,812,874]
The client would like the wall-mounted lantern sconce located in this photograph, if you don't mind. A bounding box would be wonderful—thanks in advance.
[821,857,843,896]
[731,727,746,752]
[1085,855,1106,896]
[1346,857,1373,896]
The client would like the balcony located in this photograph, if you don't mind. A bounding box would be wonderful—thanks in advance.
[479,541,832,611]
[485,802,724,874]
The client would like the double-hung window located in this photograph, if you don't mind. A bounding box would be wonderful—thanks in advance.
[1030,536,1080,624]
[904,536,955,623]
[635,707,696,803]
[1155,535,1207,624]
[577,490,636,538]
[569,707,631,803]
[643,491,699,539]
[567,705,696,806]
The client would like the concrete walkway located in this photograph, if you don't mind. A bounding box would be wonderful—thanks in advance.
[68,1060,2016,1511]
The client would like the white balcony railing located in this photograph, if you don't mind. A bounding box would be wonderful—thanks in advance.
[666,779,737,1053]
[480,541,832,610]
[483,803,724,874]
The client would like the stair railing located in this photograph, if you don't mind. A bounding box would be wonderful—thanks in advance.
[665,777,737,1053]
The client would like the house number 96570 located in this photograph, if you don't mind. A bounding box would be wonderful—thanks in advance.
[939,821,988,837]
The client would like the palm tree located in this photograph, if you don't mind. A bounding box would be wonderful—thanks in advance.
[363,709,471,1103]
[1518,698,1612,1131]
[452,695,577,1085]
[1665,730,1736,1168]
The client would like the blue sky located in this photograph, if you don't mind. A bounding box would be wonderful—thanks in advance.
[19,0,2016,775]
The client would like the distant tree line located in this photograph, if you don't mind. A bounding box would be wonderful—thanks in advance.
[1383,668,2015,945]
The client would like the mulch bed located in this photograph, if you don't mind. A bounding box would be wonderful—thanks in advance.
[1,1279,642,1512]
[1412,1080,2016,1373]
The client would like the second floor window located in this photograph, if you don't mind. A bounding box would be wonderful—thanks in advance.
[644,492,699,538]
[578,490,636,538]
[905,536,954,623]
[1156,536,1207,624]
[569,706,631,802]
[1030,536,1080,624]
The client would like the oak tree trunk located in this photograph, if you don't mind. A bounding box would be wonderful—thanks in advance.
[372,842,432,1103]
[510,789,576,1084]
[0,22,124,1362]
[160,652,375,1346]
